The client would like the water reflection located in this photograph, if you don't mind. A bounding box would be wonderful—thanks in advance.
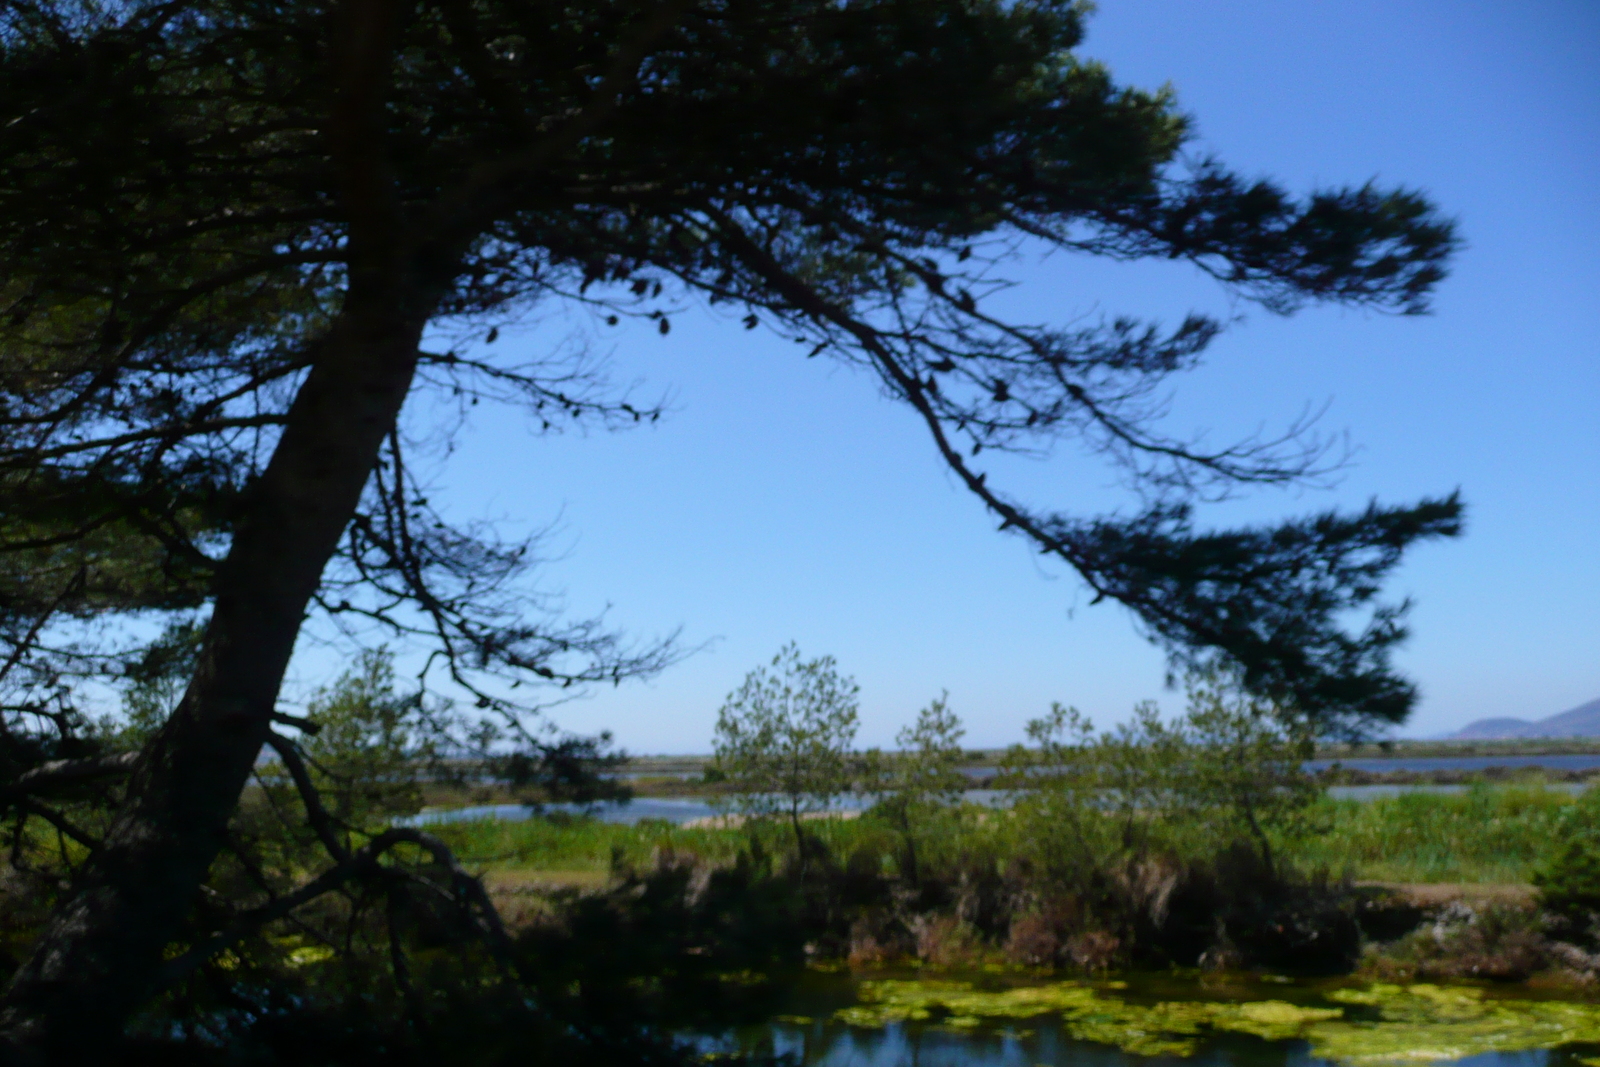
[683,969,1600,1067]
[702,1018,1568,1066]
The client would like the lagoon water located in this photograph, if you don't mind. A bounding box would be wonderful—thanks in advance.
[405,780,1591,827]
[405,794,855,826]
[687,972,1600,1067]
[1306,756,1600,774]
[719,1019,1561,1066]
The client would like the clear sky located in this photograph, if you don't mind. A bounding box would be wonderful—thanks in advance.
[355,1,1600,752]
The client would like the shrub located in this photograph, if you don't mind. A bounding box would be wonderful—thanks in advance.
[998,671,1320,911]
[1535,787,1600,925]
[860,693,968,883]
[1362,902,1552,983]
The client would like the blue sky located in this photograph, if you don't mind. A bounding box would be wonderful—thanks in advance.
[352,1,1599,752]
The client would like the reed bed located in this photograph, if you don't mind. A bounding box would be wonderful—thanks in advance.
[431,784,1581,886]
[1292,785,1576,884]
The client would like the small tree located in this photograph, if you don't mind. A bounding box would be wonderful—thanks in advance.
[297,649,432,833]
[866,694,968,883]
[1003,672,1318,886]
[490,731,633,814]
[1533,785,1600,927]
[1175,670,1319,877]
[711,644,859,865]
[1002,702,1185,885]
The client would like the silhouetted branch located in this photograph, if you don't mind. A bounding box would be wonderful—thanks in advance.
[158,826,511,989]
[11,752,137,796]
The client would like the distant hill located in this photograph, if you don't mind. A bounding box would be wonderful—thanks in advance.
[1451,696,1600,740]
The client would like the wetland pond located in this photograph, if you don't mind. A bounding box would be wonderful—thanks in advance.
[695,973,1600,1067]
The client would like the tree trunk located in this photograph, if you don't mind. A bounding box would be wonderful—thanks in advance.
[0,298,430,1060]
[0,3,423,1056]
[898,806,920,885]
[790,800,808,876]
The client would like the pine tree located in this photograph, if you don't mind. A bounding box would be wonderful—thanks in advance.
[0,0,1459,1051]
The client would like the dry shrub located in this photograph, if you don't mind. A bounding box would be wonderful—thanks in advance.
[1003,910,1060,967]
[847,928,893,967]
[1364,901,1554,982]
[1002,897,1120,971]
[915,914,984,967]
[1112,856,1181,932]
[1065,930,1121,972]
[846,913,913,967]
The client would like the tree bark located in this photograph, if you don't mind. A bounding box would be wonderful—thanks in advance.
[0,303,429,1061]
[0,2,428,1056]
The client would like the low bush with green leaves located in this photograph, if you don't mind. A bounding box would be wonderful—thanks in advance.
[1532,785,1600,935]
[997,670,1320,888]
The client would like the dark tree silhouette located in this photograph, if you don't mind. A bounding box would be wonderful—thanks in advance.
[0,0,1460,1053]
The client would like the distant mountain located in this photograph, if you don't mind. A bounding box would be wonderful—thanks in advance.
[1451,696,1600,740]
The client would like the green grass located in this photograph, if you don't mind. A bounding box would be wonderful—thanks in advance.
[428,812,892,874]
[432,785,1583,887]
[428,815,735,872]
[1290,785,1577,884]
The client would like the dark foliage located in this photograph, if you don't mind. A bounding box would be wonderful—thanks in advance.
[1,0,1458,733]
[492,732,635,810]
[0,0,1462,1049]
[721,828,1364,977]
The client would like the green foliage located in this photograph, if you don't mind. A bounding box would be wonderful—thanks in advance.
[711,644,860,854]
[410,779,1590,985]
[1000,672,1320,888]
[429,815,751,873]
[1177,670,1321,872]
[434,783,1584,890]
[113,619,205,745]
[1533,786,1600,917]
[1299,786,1574,884]
[1536,838,1600,917]
[861,693,968,881]
[297,649,433,827]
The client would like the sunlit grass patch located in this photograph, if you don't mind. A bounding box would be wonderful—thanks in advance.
[1294,785,1575,883]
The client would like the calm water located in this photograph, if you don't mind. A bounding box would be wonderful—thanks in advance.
[405,779,1592,827]
[719,1019,1337,1065]
[406,792,1012,826]
[688,979,1600,1067]
[687,971,1595,1067]
[1306,756,1600,773]
[707,1018,1562,1066]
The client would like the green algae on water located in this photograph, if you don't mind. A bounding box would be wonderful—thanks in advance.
[830,978,1600,1065]
[1311,983,1600,1066]
[834,979,1341,1058]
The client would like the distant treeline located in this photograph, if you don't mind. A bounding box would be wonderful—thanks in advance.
[618,736,1600,774]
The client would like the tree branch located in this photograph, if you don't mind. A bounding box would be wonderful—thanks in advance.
[157,826,512,989]
[10,752,138,796]
[262,731,350,863]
